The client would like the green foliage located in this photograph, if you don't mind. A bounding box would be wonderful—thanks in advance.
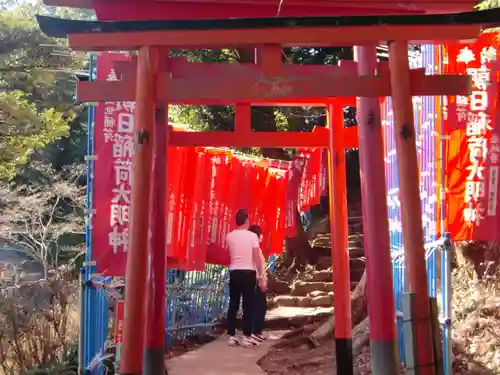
[0,3,89,279]
[476,0,500,10]
[0,91,70,180]
[0,5,90,180]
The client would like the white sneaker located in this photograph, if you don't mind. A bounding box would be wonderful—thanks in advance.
[252,333,266,342]
[228,336,239,346]
[241,335,259,348]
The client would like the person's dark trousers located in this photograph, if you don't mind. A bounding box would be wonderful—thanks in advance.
[227,270,257,337]
[252,287,267,335]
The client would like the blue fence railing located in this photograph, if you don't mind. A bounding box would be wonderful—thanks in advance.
[392,239,450,365]
[384,44,452,375]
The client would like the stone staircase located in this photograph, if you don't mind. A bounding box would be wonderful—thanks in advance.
[266,205,365,316]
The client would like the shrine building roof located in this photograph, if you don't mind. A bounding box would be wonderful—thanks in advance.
[43,0,478,21]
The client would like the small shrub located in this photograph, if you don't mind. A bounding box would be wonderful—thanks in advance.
[452,254,500,375]
[0,266,78,375]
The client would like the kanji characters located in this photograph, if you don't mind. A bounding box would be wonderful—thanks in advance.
[109,227,129,254]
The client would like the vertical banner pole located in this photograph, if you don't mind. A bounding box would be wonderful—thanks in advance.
[354,45,400,375]
[388,40,435,375]
[120,46,158,375]
[78,268,85,375]
[144,80,169,374]
[442,233,453,375]
[327,102,353,375]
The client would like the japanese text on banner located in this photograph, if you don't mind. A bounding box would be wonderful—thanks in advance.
[104,69,136,255]
[455,44,497,226]
[444,35,500,241]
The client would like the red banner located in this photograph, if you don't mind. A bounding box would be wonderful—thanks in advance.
[92,53,133,276]
[285,153,304,236]
[114,300,125,344]
[444,33,500,240]
[319,149,329,197]
[185,151,210,270]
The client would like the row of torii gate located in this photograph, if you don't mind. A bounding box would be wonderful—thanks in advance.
[37,3,500,375]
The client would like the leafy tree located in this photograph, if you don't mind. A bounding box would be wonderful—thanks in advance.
[0,3,92,272]
[0,4,92,180]
[0,91,69,180]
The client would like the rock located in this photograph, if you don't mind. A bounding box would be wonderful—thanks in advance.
[291,281,333,296]
[267,277,291,294]
[296,296,312,307]
[309,270,332,282]
[311,295,333,307]
[308,290,326,298]
[274,295,297,307]
[316,257,332,270]
[267,299,278,309]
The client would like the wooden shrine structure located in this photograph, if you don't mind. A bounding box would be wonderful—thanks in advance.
[38,1,500,375]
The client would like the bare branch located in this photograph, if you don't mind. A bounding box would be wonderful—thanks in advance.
[0,169,85,278]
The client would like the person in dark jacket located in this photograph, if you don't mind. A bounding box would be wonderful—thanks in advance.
[248,224,267,342]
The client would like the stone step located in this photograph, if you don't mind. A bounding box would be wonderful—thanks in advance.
[306,260,364,283]
[272,293,334,308]
[311,245,365,259]
[291,281,334,296]
[306,269,333,282]
[348,248,365,258]
[219,306,333,331]
[269,282,359,309]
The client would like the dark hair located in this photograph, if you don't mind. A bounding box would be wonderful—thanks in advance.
[235,209,249,226]
[248,224,262,237]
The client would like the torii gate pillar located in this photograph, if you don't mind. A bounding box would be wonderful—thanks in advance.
[120,46,159,375]
[354,44,399,375]
[388,40,435,375]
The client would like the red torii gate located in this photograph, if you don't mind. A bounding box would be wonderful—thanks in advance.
[38,2,496,375]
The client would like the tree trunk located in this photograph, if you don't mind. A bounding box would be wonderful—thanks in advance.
[350,270,367,326]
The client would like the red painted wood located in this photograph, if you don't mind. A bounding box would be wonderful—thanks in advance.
[167,126,359,149]
[77,60,471,103]
[68,24,480,51]
[43,0,477,20]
